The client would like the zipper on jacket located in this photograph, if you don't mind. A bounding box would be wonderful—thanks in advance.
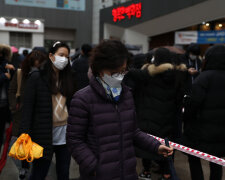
[115,104,124,180]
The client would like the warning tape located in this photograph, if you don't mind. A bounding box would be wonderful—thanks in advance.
[148,134,225,167]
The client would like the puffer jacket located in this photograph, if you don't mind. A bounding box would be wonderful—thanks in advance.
[124,63,187,138]
[183,70,225,156]
[66,77,161,180]
[20,65,75,160]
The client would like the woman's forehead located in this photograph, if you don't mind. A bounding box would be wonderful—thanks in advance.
[56,47,68,54]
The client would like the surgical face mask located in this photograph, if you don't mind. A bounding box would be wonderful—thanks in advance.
[52,55,68,70]
[189,54,197,60]
[102,73,125,88]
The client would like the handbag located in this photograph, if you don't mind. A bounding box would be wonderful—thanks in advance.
[8,133,43,162]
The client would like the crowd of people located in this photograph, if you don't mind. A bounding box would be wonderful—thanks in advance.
[0,40,225,180]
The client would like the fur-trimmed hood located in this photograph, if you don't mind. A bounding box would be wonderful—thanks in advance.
[141,63,187,76]
[175,64,187,72]
[0,44,12,61]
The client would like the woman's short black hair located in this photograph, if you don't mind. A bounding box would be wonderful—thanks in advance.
[90,40,131,77]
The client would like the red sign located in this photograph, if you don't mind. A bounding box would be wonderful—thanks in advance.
[112,2,142,22]
[18,23,38,29]
[5,22,17,27]
[5,22,38,29]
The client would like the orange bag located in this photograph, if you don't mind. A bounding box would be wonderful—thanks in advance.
[8,133,43,162]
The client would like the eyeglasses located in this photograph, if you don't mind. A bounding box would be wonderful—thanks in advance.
[110,70,127,77]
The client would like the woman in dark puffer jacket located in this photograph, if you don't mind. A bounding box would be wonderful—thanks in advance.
[66,40,173,180]
[183,45,225,180]
[123,48,187,180]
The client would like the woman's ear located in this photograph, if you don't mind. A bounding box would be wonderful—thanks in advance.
[49,53,54,62]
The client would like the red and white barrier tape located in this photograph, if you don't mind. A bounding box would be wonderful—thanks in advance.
[148,134,225,167]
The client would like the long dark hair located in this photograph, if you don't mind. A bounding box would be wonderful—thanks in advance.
[43,42,76,98]
[21,50,47,78]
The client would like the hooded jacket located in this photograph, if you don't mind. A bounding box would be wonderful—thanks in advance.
[124,63,187,137]
[183,45,225,156]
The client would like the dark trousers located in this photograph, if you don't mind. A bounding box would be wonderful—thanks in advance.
[29,144,71,180]
[142,158,170,175]
[188,155,222,180]
[0,106,10,149]
[142,159,151,171]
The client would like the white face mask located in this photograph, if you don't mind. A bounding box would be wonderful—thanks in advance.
[52,55,68,70]
[102,73,125,88]
[189,54,197,60]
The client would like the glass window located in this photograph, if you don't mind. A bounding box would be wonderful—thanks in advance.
[10,32,32,49]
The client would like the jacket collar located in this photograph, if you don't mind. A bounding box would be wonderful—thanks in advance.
[89,76,130,103]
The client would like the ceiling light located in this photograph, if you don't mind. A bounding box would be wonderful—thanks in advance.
[206,23,210,26]
[0,17,6,24]
[11,18,18,24]
[23,19,30,24]
[34,20,41,25]
[219,24,223,28]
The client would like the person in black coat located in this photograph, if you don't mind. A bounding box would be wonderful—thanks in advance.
[72,44,92,90]
[8,50,47,179]
[0,44,13,151]
[19,41,76,180]
[181,43,202,93]
[124,48,187,180]
[183,45,225,180]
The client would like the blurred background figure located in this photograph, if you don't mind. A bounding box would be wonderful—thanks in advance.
[21,49,29,61]
[183,44,225,180]
[0,44,13,153]
[32,47,47,55]
[181,43,202,91]
[8,50,47,180]
[132,53,146,69]
[70,47,81,66]
[11,46,23,70]
[72,43,92,90]
[124,48,187,180]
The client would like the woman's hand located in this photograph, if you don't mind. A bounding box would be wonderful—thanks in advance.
[158,145,173,157]
[5,64,15,70]
[5,72,11,79]
[188,68,198,75]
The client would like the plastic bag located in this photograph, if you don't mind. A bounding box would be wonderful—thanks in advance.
[8,133,43,162]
